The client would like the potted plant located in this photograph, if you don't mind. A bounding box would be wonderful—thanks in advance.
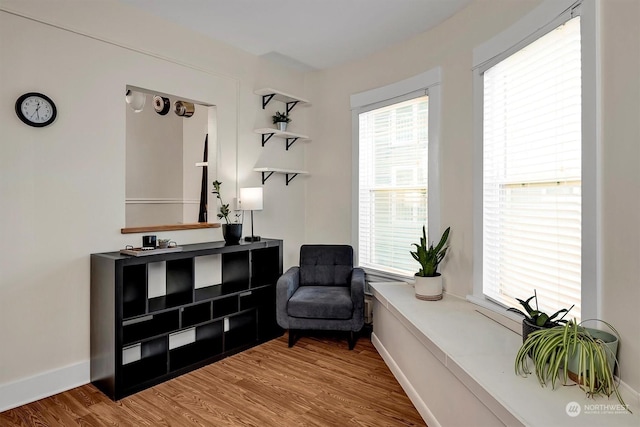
[514,319,629,411]
[507,290,574,343]
[272,111,291,132]
[212,180,242,244]
[410,226,450,301]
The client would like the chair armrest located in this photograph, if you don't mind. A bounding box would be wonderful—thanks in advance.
[276,266,300,329]
[350,267,365,313]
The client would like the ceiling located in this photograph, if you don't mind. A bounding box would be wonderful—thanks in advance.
[120,0,472,71]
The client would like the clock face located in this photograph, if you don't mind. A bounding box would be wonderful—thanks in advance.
[15,92,57,127]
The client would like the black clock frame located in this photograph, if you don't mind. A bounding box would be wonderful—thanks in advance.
[15,92,57,128]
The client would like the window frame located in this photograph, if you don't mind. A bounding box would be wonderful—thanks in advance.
[470,0,600,321]
[351,68,442,281]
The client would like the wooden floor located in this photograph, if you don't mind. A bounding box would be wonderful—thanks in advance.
[1,334,426,426]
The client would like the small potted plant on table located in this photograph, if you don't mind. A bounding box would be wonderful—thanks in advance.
[272,111,291,132]
[410,226,450,301]
[212,180,242,244]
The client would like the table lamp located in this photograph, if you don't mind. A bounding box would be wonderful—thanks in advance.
[239,187,263,242]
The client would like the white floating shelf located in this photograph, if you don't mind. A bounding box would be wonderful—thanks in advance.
[254,128,310,140]
[254,88,310,110]
[254,128,310,150]
[253,167,309,186]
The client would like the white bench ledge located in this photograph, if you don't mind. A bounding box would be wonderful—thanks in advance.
[370,282,640,427]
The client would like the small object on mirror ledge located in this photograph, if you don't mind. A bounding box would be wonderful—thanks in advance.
[120,245,183,257]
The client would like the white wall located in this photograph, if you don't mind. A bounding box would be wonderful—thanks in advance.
[304,0,640,393]
[0,0,308,398]
[599,0,640,394]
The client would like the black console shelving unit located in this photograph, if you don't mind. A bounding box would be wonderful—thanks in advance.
[90,239,283,400]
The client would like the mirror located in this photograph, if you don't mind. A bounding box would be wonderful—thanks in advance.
[123,86,217,233]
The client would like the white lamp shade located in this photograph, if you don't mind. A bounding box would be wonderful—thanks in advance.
[239,187,263,211]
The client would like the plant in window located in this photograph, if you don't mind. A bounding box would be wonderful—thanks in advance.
[507,290,574,342]
[515,319,629,411]
[212,180,242,244]
[410,226,450,301]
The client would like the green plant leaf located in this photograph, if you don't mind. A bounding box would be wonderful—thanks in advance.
[514,319,630,412]
[536,313,549,327]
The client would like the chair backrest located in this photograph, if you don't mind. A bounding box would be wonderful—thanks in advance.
[299,245,354,287]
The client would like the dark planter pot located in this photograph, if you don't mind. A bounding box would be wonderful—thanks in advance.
[222,223,242,244]
[522,318,545,343]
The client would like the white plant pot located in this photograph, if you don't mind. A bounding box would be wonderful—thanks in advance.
[414,274,443,301]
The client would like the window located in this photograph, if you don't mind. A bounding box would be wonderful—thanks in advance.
[358,97,429,276]
[473,0,597,323]
[351,68,441,280]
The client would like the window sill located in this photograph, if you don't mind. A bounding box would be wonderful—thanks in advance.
[370,282,639,426]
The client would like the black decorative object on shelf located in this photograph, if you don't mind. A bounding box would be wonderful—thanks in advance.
[198,134,208,223]
[90,239,283,400]
[222,223,242,245]
[153,95,170,115]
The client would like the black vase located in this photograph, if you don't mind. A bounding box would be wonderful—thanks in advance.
[522,318,545,343]
[222,223,242,244]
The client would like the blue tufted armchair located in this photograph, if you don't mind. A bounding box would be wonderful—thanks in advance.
[276,245,365,349]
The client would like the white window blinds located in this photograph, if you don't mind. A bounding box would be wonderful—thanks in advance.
[359,96,429,276]
[482,16,582,321]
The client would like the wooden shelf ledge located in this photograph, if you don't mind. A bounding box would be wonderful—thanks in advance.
[121,223,220,234]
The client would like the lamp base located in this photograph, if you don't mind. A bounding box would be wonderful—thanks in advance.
[244,235,261,242]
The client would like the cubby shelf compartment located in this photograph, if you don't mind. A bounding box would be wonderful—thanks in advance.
[91,239,283,400]
[253,167,308,185]
[123,311,179,345]
[254,88,310,113]
[253,128,310,150]
[169,321,224,372]
[121,337,167,390]
[181,302,212,328]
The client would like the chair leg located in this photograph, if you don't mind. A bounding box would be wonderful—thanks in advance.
[348,331,358,350]
[288,330,299,348]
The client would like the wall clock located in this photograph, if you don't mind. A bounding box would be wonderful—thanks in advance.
[15,92,57,127]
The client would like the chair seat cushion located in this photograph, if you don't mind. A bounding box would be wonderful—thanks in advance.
[287,286,353,320]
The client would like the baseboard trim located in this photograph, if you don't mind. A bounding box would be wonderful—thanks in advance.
[371,332,441,427]
[0,361,89,412]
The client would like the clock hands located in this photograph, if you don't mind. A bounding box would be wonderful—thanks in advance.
[29,101,42,120]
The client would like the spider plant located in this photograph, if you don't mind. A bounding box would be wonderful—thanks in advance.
[514,319,629,412]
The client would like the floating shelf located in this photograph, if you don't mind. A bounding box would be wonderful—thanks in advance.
[253,128,310,150]
[254,88,310,113]
[121,222,220,234]
[253,167,308,185]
